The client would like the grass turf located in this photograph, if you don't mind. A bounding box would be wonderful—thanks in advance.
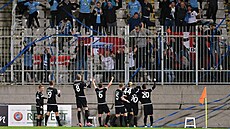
[0,127,228,129]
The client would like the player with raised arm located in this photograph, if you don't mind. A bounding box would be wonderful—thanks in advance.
[139,81,156,127]
[73,74,92,127]
[129,83,141,127]
[123,82,134,126]
[45,81,62,126]
[36,85,47,126]
[92,76,114,127]
[111,83,130,127]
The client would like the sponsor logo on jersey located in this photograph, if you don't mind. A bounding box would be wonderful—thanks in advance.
[13,112,23,121]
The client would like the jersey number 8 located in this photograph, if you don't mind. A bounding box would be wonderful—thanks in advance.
[48,91,52,98]
[75,84,80,92]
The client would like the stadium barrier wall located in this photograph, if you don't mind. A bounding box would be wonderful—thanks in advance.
[0,26,230,85]
[0,105,71,127]
[0,85,229,127]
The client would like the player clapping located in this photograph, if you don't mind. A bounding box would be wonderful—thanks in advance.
[36,85,47,126]
[73,74,92,127]
[112,83,130,127]
[129,82,141,127]
[139,83,156,127]
[92,76,114,127]
[45,81,62,126]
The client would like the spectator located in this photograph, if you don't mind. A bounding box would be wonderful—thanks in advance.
[190,0,199,12]
[198,0,202,9]
[159,0,170,25]
[77,0,94,34]
[48,0,60,28]
[17,0,27,16]
[129,47,137,81]
[184,5,198,27]
[115,48,125,81]
[104,1,122,35]
[163,47,175,82]
[175,1,187,26]
[24,48,34,82]
[58,18,73,52]
[24,0,46,28]
[93,2,103,35]
[165,2,176,27]
[128,12,143,32]
[100,51,115,82]
[141,0,155,28]
[175,0,182,8]
[40,48,51,83]
[130,25,152,68]
[207,0,218,23]
[127,0,141,17]
[57,0,78,27]
[102,0,109,32]
[204,23,221,69]
[74,41,88,80]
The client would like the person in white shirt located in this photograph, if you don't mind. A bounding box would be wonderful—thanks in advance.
[185,5,198,25]
[184,5,198,31]
[100,51,115,81]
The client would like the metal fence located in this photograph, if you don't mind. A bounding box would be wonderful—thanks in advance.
[0,25,229,85]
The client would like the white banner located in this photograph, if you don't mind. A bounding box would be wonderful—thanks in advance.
[8,105,71,127]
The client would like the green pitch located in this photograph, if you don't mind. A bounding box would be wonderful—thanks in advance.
[0,127,227,129]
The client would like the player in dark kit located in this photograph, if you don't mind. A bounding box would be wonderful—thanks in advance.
[73,74,92,127]
[92,76,114,127]
[129,83,141,127]
[36,85,47,126]
[112,83,130,127]
[123,82,134,126]
[45,81,62,126]
[139,81,156,127]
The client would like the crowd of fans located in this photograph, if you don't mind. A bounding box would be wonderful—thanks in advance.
[16,0,230,83]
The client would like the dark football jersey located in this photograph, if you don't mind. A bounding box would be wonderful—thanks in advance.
[115,89,124,106]
[130,87,140,104]
[73,80,87,98]
[139,89,152,105]
[47,87,58,105]
[36,91,46,107]
[95,87,107,104]
[123,87,133,101]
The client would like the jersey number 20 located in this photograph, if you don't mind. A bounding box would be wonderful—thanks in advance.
[142,92,149,98]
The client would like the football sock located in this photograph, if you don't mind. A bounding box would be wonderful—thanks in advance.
[134,116,138,126]
[56,116,62,126]
[150,116,153,126]
[120,115,123,127]
[77,111,81,123]
[144,115,147,126]
[85,110,89,123]
[45,115,49,126]
[105,115,110,125]
[98,117,102,126]
[128,113,133,125]
[112,116,117,126]
[124,116,127,126]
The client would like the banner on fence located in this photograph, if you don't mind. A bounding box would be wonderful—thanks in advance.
[8,105,71,126]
